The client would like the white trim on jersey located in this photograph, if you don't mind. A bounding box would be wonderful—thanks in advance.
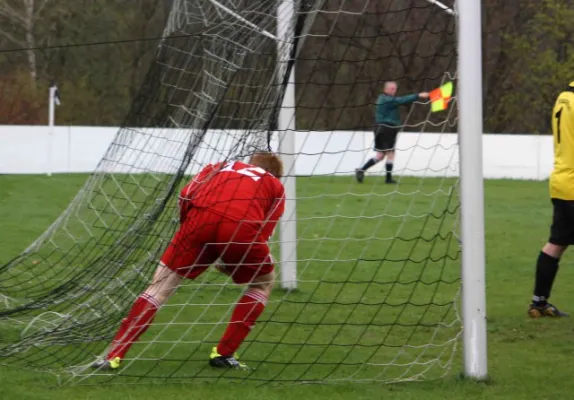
[261,188,286,239]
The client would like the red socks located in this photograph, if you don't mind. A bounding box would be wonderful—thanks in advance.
[217,290,268,356]
[106,290,267,360]
[107,293,160,360]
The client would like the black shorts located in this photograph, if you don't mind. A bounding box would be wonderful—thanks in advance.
[549,198,574,245]
[374,125,399,151]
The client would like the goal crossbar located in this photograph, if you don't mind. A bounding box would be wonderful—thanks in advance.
[208,0,278,40]
[423,0,455,16]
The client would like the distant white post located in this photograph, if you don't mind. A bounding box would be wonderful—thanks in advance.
[458,1,488,379]
[277,0,297,290]
[47,85,56,176]
[47,83,60,176]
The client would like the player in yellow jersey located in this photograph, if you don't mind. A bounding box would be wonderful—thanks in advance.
[528,82,574,318]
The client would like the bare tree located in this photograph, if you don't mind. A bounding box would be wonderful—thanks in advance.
[0,0,50,88]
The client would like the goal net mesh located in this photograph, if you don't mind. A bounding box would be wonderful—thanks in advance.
[0,0,459,385]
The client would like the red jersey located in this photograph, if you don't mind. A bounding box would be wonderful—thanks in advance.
[178,161,285,241]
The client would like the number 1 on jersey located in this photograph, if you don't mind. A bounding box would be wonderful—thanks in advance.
[555,108,563,144]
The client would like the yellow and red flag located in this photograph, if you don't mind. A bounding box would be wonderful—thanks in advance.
[430,81,453,112]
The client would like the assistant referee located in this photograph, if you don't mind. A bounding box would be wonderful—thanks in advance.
[528,81,574,318]
[355,81,428,184]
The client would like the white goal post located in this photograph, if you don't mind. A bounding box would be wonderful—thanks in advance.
[277,0,298,291]
[276,0,489,379]
[457,0,488,380]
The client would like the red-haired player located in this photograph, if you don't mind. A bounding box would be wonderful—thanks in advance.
[92,152,285,370]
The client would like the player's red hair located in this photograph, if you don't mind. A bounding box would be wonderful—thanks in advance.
[249,152,284,179]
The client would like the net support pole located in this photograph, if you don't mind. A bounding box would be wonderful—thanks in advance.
[277,0,297,290]
[458,0,488,379]
[47,85,56,177]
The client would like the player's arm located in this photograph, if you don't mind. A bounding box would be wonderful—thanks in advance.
[178,162,222,223]
[389,93,428,106]
[260,185,286,242]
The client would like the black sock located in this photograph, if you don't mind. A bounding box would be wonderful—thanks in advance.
[533,251,560,304]
[360,158,378,171]
[385,162,394,181]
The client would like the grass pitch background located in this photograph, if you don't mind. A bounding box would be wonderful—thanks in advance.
[1,174,574,399]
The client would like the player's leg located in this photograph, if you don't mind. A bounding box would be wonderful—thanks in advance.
[210,269,274,369]
[382,128,399,184]
[93,264,184,370]
[93,211,216,369]
[528,199,574,318]
[384,149,396,184]
[209,232,275,369]
[529,243,568,317]
[356,151,384,183]
[356,126,386,183]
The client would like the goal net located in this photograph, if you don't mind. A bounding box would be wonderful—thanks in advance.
[0,0,460,385]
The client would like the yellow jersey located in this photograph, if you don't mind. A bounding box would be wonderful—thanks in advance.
[550,88,574,200]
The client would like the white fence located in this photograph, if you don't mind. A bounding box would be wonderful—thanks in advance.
[0,125,554,180]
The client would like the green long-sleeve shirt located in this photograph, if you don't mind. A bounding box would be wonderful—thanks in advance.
[375,93,419,126]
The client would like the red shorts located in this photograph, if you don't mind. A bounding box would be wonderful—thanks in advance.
[160,208,274,284]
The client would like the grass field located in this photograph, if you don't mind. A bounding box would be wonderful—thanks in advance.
[1,174,574,399]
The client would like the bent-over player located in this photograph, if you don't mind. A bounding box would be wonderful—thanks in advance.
[528,82,574,318]
[93,152,285,370]
[356,81,429,184]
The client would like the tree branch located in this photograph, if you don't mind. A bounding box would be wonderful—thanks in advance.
[34,0,50,18]
[0,24,25,46]
[0,1,28,26]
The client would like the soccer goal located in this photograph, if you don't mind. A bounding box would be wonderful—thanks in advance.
[0,0,486,385]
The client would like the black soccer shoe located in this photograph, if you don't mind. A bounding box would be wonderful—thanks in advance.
[528,302,569,318]
[355,169,365,183]
[385,179,397,185]
[209,347,248,370]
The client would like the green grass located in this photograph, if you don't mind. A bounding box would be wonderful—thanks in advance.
[0,174,573,399]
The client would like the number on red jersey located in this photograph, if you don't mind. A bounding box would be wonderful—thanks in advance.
[220,161,267,181]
